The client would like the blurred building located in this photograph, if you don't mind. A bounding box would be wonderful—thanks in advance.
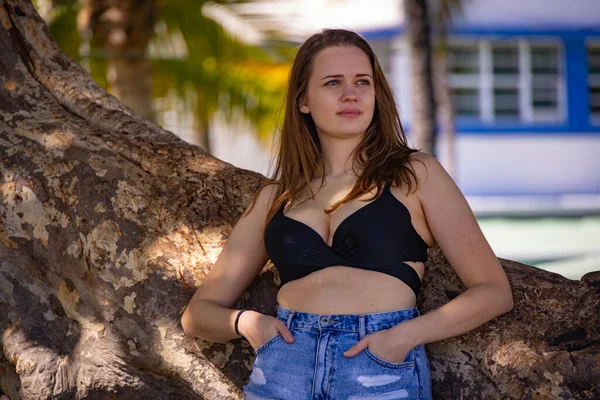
[211,0,600,216]
[372,0,600,217]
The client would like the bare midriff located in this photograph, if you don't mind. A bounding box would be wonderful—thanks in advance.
[277,262,424,315]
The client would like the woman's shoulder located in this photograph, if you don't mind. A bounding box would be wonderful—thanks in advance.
[251,181,281,214]
[404,151,465,211]
[406,151,447,187]
[256,181,280,198]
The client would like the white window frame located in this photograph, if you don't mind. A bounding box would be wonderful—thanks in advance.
[447,37,565,124]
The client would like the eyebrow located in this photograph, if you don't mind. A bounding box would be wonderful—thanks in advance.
[321,73,373,80]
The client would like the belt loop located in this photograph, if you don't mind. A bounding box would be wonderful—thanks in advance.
[286,310,295,329]
[359,315,366,339]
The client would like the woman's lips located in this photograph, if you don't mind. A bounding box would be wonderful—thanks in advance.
[338,110,362,117]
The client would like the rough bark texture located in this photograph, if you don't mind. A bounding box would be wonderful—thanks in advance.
[0,1,598,399]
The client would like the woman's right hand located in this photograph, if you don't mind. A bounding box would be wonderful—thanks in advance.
[237,310,295,350]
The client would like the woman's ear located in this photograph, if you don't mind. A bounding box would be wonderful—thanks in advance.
[299,97,310,114]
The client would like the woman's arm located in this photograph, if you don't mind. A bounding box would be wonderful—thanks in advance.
[345,153,513,360]
[181,184,294,346]
[400,152,514,344]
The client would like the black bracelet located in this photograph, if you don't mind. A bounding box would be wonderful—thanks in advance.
[234,309,248,338]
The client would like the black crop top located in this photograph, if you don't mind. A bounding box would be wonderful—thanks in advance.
[263,183,428,298]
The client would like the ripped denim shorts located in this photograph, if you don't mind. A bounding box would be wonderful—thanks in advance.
[243,305,432,400]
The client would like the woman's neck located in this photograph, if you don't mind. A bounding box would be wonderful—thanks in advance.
[318,135,363,179]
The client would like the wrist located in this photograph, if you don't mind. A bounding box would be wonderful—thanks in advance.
[234,309,248,338]
[236,309,256,338]
[391,319,422,348]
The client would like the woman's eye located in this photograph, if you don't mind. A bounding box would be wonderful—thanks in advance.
[324,79,370,87]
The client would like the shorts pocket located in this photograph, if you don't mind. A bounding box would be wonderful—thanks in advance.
[363,347,416,369]
[254,333,283,355]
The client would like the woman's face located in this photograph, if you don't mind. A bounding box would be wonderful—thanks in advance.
[300,45,375,140]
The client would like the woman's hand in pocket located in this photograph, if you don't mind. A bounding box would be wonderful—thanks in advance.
[343,327,414,363]
[237,310,295,350]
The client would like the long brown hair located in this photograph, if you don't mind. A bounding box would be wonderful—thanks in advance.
[254,29,421,224]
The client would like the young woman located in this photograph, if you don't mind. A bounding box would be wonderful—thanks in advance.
[181,29,513,400]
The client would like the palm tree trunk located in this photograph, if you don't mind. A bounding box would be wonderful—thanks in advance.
[107,56,153,121]
[405,0,436,155]
[194,92,212,153]
[433,44,456,178]
[78,0,156,121]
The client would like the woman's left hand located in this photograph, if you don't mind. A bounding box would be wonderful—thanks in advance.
[343,327,414,363]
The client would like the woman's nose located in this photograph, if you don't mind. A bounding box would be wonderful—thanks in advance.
[341,84,358,102]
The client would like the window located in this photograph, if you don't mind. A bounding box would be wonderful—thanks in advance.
[531,44,560,119]
[447,44,480,118]
[588,45,600,120]
[451,88,480,116]
[494,88,520,118]
[492,43,520,119]
[447,39,563,123]
[448,45,480,74]
[493,44,519,75]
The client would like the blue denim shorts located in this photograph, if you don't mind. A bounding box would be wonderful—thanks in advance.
[243,305,432,400]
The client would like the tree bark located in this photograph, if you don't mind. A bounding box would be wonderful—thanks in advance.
[0,1,598,399]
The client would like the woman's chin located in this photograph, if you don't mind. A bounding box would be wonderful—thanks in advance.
[337,128,369,138]
[319,126,369,138]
